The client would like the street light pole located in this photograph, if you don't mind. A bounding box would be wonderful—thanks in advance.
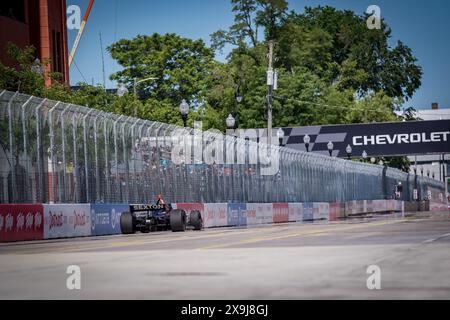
[303,135,310,152]
[346,144,352,160]
[180,99,190,127]
[132,77,158,117]
[277,128,285,147]
[267,40,274,146]
[327,141,334,157]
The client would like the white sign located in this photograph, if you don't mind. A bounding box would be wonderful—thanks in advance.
[246,203,273,225]
[203,203,228,228]
[288,203,303,222]
[44,204,91,239]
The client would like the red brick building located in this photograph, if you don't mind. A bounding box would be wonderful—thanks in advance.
[0,0,69,86]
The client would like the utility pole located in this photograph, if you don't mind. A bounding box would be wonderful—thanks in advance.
[267,40,274,146]
[99,32,106,89]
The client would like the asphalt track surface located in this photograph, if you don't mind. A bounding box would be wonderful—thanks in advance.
[1,211,450,299]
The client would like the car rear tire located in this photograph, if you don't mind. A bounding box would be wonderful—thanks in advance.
[120,212,136,234]
[190,210,203,230]
[170,209,186,232]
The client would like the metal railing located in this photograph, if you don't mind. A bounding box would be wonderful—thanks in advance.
[0,90,445,204]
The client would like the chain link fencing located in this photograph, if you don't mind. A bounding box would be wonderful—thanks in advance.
[0,90,445,204]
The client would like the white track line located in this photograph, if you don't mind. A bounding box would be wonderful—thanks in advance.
[422,233,450,244]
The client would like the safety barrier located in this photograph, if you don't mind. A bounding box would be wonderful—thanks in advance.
[1,200,447,242]
[1,90,446,205]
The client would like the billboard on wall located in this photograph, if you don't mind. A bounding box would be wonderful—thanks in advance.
[277,120,450,157]
[0,205,44,242]
[44,204,91,239]
[203,203,228,228]
[246,203,273,225]
[227,203,247,227]
[91,204,129,236]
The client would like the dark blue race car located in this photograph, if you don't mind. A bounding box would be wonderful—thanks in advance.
[120,203,203,234]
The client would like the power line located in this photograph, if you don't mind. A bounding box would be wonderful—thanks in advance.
[274,96,394,114]
[73,60,88,84]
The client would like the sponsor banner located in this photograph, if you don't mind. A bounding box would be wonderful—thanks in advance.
[345,201,358,215]
[246,203,273,226]
[372,200,387,212]
[43,204,91,239]
[386,200,396,212]
[365,200,374,213]
[302,203,313,222]
[282,119,450,157]
[0,204,44,242]
[329,202,341,221]
[429,202,447,212]
[356,201,365,214]
[91,204,129,236]
[339,202,346,218]
[313,203,329,221]
[227,203,247,227]
[288,203,303,222]
[203,203,228,228]
[273,203,289,223]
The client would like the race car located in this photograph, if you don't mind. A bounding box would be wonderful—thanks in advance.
[120,203,203,234]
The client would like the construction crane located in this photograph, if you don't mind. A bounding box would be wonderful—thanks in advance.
[68,0,95,67]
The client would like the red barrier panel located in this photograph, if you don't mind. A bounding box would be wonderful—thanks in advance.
[273,203,289,223]
[0,204,44,242]
[329,203,340,221]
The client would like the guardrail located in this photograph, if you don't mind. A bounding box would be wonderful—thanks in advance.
[4,199,447,242]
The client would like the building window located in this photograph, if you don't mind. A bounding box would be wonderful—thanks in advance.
[52,30,63,75]
[0,1,25,23]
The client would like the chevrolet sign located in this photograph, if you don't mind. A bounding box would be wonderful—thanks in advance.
[281,119,450,157]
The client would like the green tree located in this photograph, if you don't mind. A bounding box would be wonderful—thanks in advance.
[108,33,214,110]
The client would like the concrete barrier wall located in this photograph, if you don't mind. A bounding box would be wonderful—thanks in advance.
[1,199,443,242]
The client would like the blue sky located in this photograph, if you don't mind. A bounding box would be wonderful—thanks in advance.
[67,0,450,110]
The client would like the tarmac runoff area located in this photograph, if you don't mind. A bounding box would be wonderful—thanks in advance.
[0,211,449,299]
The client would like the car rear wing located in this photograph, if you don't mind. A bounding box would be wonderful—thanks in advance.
[130,204,165,212]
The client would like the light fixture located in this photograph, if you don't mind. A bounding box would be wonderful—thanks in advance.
[277,128,285,146]
[303,134,311,152]
[179,99,189,127]
[346,144,352,160]
[327,141,334,157]
[117,83,129,97]
[226,114,236,129]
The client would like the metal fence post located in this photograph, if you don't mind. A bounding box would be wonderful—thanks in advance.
[7,92,19,203]
[20,96,34,202]
[113,115,124,201]
[72,110,79,203]
[103,112,111,202]
[83,109,93,203]
[35,99,47,203]
[60,104,71,203]
[48,102,60,203]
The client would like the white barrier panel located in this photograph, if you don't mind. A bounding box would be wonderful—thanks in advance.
[345,201,356,215]
[372,200,387,212]
[203,203,228,228]
[313,203,329,221]
[288,203,303,222]
[44,204,91,239]
[429,202,447,212]
[247,203,273,225]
